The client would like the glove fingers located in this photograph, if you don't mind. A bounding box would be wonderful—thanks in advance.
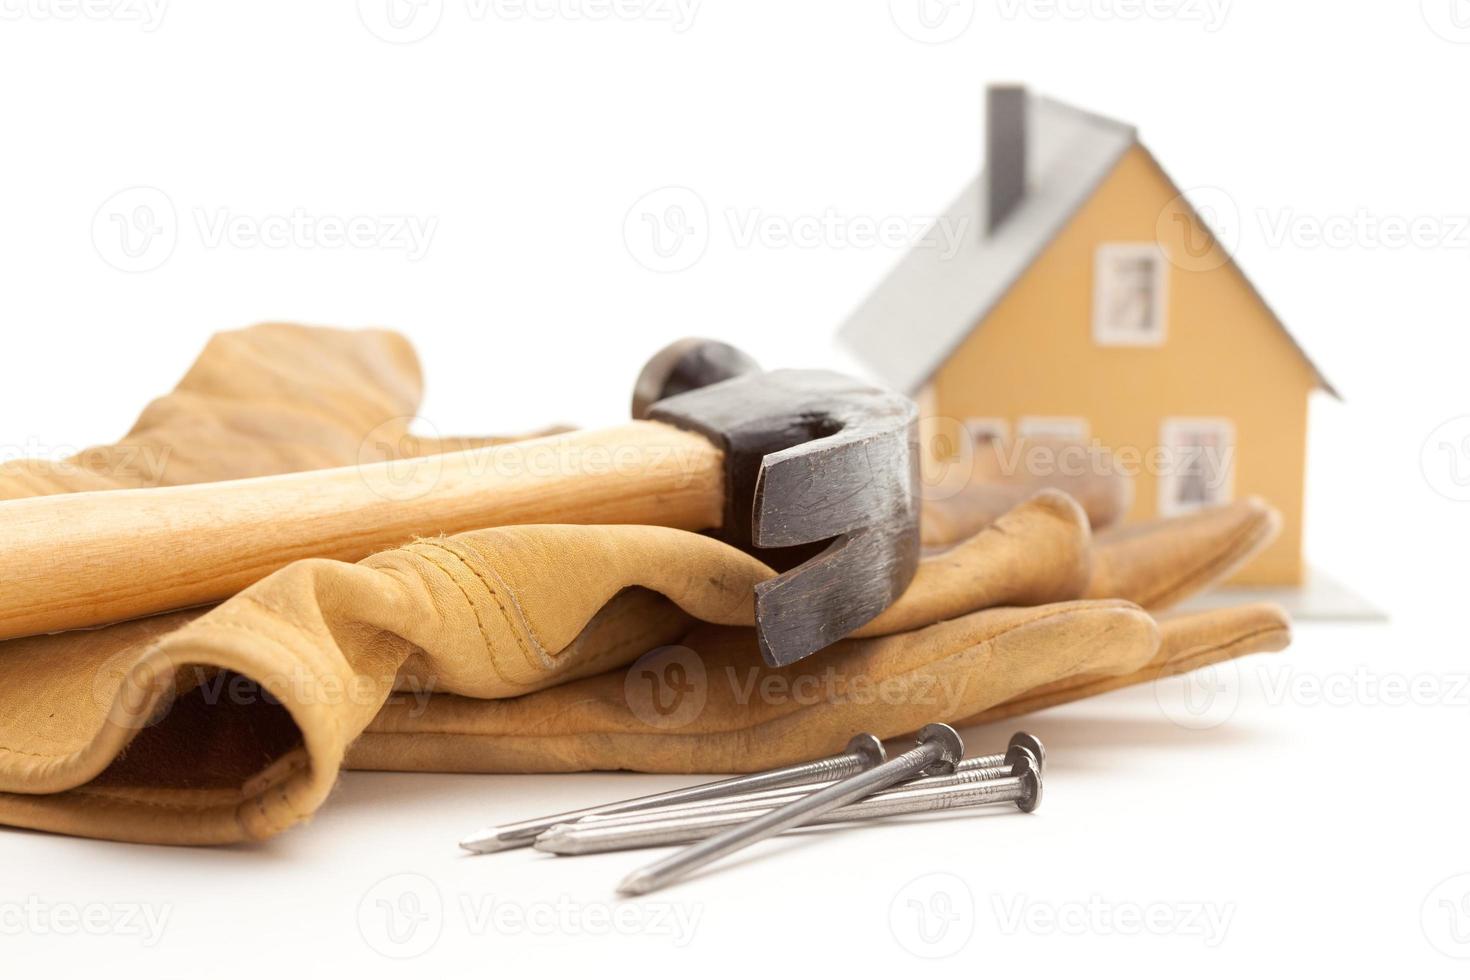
[1084,497,1282,610]
[920,436,1133,548]
[960,602,1291,724]
[856,489,1092,637]
[348,599,1160,774]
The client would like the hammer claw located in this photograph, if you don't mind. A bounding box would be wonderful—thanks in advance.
[646,352,920,667]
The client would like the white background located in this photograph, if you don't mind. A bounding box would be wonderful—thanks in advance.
[2,0,1469,974]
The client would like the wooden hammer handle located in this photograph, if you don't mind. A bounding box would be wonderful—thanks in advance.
[0,420,724,641]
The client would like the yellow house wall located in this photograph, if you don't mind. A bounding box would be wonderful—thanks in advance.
[929,144,1316,585]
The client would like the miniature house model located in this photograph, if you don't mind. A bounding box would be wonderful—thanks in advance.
[839,85,1336,585]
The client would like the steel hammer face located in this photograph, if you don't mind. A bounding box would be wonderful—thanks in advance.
[645,364,921,667]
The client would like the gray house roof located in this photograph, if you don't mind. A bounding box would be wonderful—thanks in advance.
[837,91,1337,398]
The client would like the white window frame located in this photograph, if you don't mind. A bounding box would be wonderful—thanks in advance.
[1157,417,1236,517]
[963,417,1009,444]
[1093,243,1169,347]
[1017,416,1090,441]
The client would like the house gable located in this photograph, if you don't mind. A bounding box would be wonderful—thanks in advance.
[837,93,1335,401]
[929,142,1317,583]
[934,143,1323,412]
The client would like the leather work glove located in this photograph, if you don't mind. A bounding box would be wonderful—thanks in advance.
[921,433,1135,547]
[0,324,1291,845]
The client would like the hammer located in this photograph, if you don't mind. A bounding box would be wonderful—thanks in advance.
[0,340,919,666]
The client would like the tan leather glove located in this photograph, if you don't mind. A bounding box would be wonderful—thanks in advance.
[0,324,1291,845]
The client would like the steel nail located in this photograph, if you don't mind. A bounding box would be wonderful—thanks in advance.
[542,748,1034,845]
[543,753,1040,856]
[614,723,964,895]
[457,733,885,853]
[575,732,1043,826]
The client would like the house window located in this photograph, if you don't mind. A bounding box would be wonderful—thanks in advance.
[1017,416,1089,441]
[1094,243,1168,346]
[964,417,1009,444]
[1158,418,1235,516]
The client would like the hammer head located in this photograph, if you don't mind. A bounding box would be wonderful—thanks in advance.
[638,341,920,667]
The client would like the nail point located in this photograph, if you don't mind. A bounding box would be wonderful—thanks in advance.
[458,829,525,854]
[616,869,659,896]
[533,826,577,854]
